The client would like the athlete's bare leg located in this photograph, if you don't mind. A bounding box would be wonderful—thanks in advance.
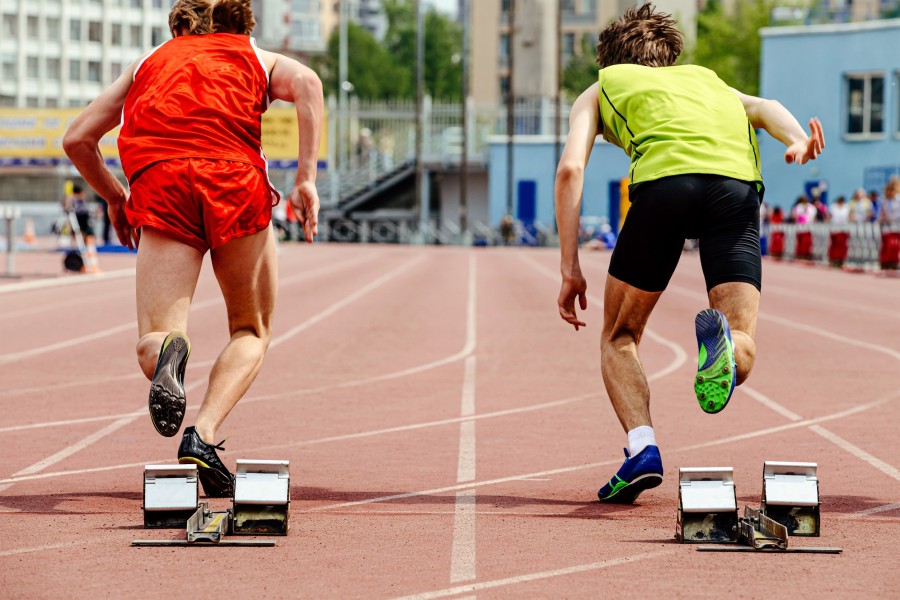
[708,281,760,385]
[193,226,277,443]
[135,228,203,379]
[601,274,664,433]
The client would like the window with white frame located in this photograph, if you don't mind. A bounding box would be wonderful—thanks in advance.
[87,61,101,82]
[846,72,884,137]
[27,16,39,39]
[69,59,81,81]
[47,18,60,40]
[47,58,60,79]
[70,19,81,41]
[26,56,39,78]
[88,21,102,42]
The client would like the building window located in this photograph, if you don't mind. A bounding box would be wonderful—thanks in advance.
[111,62,123,80]
[152,0,163,7]
[27,16,39,39]
[46,97,59,108]
[1,55,16,80]
[2,14,17,37]
[47,18,60,40]
[26,56,39,78]
[112,23,122,45]
[499,75,509,101]
[68,99,85,108]
[26,97,39,108]
[130,0,142,7]
[47,58,60,80]
[151,26,164,46]
[846,73,884,137]
[563,32,575,61]
[87,61,101,82]
[70,19,81,41]
[131,25,142,48]
[0,95,16,107]
[88,21,102,42]
[69,59,81,81]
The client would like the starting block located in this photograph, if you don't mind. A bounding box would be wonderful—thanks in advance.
[676,467,739,543]
[232,459,291,536]
[761,461,820,536]
[142,464,199,528]
[134,459,290,547]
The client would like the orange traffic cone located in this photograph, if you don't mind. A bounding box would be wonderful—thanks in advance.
[83,235,102,274]
[23,218,36,245]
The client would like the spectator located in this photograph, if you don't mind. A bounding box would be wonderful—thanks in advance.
[879,176,900,226]
[811,191,828,222]
[791,195,817,224]
[829,195,850,225]
[95,194,113,245]
[65,184,94,246]
[868,190,880,222]
[771,206,784,224]
[499,214,515,246]
[848,188,873,223]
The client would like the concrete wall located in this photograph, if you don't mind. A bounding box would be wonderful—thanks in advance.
[487,136,631,227]
[437,170,490,227]
[759,20,900,208]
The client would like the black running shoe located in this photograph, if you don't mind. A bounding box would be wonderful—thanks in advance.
[178,426,235,498]
[149,331,190,437]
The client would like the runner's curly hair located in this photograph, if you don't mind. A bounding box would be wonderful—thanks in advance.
[595,3,683,68]
[168,0,255,37]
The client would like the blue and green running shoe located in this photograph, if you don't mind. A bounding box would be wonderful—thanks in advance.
[597,445,663,504]
[694,309,736,414]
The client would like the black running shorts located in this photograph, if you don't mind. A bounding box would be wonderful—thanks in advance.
[608,174,762,293]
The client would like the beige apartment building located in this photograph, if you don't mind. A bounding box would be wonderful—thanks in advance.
[469,0,697,108]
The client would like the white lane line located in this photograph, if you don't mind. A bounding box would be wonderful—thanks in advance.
[0,253,375,372]
[0,268,135,295]
[449,489,477,584]
[11,416,138,477]
[0,395,597,486]
[809,425,900,481]
[457,357,477,483]
[849,502,900,517]
[451,255,478,585]
[519,254,688,379]
[0,539,102,558]
[304,389,900,514]
[0,257,423,487]
[392,549,676,600]
[739,386,804,422]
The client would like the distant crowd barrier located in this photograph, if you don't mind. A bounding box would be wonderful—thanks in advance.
[764,222,900,271]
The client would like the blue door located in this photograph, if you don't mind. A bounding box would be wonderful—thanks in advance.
[516,180,537,226]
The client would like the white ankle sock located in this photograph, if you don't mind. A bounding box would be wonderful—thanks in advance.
[627,426,656,456]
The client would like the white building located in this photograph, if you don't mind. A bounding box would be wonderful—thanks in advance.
[0,0,173,108]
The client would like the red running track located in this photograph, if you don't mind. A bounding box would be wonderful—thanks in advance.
[1,243,899,598]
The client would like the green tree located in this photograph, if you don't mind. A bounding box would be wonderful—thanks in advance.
[382,0,463,100]
[313,22,411,100]
[685,0,775,96]
[561,37,599,100]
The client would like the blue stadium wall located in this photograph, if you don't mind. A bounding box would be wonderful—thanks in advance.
[487,137,631,228]
[759,20,900,208]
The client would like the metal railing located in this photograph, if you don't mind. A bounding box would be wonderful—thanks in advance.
[766,221,900,270]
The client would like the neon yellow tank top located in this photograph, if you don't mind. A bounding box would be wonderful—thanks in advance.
[597,64,762,184]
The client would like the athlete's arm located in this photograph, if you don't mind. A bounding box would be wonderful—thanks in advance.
[555,83,601,331]
[264,50,324,243]
[731,89,825,165]
[63,60,140,249]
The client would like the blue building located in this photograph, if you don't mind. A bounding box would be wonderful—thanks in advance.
[759,19,900,207]
[487,137,630,231]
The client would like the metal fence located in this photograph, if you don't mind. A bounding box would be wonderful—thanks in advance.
[766,221,900,270]
[306,95,571,207]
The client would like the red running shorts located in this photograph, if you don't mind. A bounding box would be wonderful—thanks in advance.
[126,158,276,253]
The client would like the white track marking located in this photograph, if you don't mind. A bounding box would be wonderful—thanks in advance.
[0,395,597,486]
[0,257,423,489]
[450,255,478,585]
[809,425,900,481]
[0,539,102,558]
[0,288,133,321]
[0,254,374,373]
[739,386,804,421]
[11,416,138,477]
[392,550,676,600]
[849,502,900,517]
[0,268,135,295]
[449,489,477,584]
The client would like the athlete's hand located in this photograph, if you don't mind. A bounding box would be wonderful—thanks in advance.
[558,273,588,331]
[785,117,825,165]
[289,181,319,243]
[109,196,139,250]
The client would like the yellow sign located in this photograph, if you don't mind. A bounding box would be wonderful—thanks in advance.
[0,107,327,164]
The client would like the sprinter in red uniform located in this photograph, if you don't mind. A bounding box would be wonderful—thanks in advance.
[63,0,324,497]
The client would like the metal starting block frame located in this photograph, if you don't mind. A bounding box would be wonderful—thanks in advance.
[676,467,739,543]
[142,464,199,528]
[232,459,291,536]
[134,459,290,547]
[761,461,820,536]
[697,505,841,553]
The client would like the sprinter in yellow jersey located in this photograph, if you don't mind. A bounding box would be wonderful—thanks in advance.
[554,3,824,504]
